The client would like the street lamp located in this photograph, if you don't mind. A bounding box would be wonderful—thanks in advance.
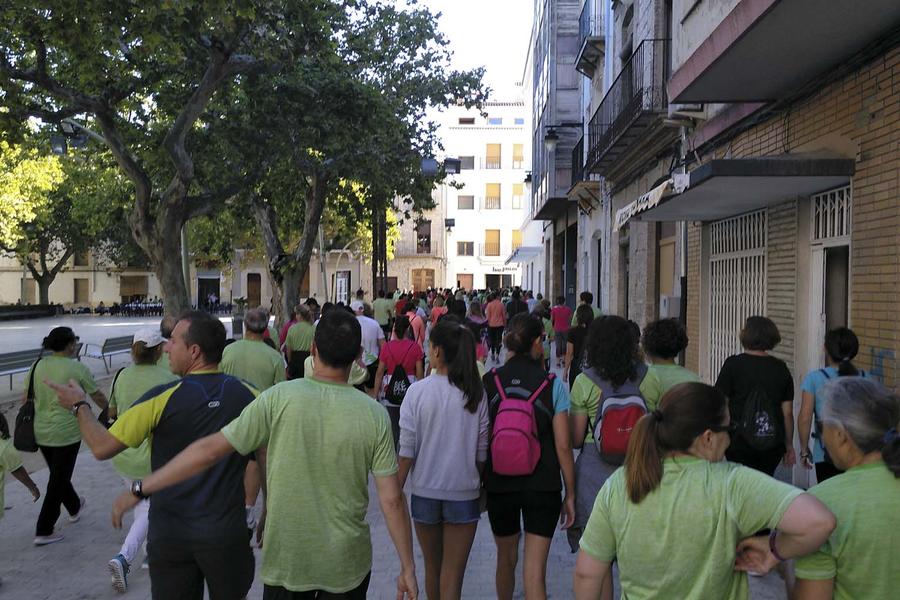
[543,122,583,152]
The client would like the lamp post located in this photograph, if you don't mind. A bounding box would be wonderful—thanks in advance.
[543,122,583,153]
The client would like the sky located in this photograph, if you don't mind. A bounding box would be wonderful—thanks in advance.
[420,0,534,99]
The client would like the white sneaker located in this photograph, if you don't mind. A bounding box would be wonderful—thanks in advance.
[34,534,65,546]
[68,496,86,523]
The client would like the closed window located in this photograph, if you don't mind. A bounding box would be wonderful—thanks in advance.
[457,241,474,256]
[512,230,522,251]
[488,117,503,125]
[74,278,89,304]
[416,220,432,254]
[485,144,501,169]
[458,117,475,125]
[514,117,525,125]
[73,250,90,267]
[457,195,474,210]
[483,230,500,256]
[484,183,501,209]
[459,156,475,170]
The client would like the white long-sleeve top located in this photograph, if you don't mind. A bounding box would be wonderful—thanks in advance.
[398,374,489,501]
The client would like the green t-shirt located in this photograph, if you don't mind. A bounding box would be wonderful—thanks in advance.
[794,461,900,599]
[542,317,554,359]
[221,339,286,392]
[222,377,398,593]
[372,298,394,326]
[108,364,179,479]
[0,436,24,521]
[285,321,315,352]
[580,457,802,600]
[570,369,663,444]
[25,356,99,447]
[648,363,702,394]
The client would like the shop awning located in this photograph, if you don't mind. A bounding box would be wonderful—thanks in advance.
[613,179,674,232]
[630,157,855,223]
[669,0,900,103]
[505,246,543,265]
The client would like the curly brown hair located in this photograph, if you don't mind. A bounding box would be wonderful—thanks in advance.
[585,315,639,388]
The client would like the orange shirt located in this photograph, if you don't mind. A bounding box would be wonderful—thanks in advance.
[485,300,507,328]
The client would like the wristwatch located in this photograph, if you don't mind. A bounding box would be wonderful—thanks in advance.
[131,479,150,500]
[70,400,90,416]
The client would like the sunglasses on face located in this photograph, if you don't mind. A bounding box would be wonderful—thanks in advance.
[709,422,737,436]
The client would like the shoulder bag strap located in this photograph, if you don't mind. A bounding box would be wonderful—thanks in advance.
[109,366,127,402]
[26,357,41,401]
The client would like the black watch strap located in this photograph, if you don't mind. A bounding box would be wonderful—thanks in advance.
[71,400,90,416]
[131,479,150,500]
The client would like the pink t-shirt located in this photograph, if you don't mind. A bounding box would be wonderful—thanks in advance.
[380,339,423,376]
[485,300,506,328]
[550,305,573,332]
[430,306,448,326]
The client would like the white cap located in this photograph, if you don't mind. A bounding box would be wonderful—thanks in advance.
[134,327,165,347]
[350,300,365,313]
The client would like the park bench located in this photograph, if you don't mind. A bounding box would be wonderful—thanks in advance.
[83,335,133,374]
[0,348,44,390]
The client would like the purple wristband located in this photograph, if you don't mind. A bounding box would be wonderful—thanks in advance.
[769,530,786,562]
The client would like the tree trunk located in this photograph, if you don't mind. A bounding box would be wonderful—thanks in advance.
[37,277,51,305]
[152,243,191,316]
[270,265,301,332]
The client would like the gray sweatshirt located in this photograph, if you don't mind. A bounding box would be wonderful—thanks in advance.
[398,374,489,501]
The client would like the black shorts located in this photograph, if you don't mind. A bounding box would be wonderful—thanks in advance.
[148,536,254,600]
[263,573,370,599]
[487,490,561,538]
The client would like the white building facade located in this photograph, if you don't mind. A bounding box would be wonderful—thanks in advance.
[441,100,530,291]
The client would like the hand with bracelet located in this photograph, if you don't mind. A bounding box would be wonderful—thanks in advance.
[799,446,814,470]
[734,531,783,576]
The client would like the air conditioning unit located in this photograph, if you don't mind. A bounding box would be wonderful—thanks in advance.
[668,103,706,121]
[659,295,681,319]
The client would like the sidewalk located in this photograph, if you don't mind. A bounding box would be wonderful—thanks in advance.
[1,448,787,599]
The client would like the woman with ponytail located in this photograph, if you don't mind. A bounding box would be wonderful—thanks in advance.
[789,377,900,599]
[798,327,870,483]
[397,317,488,600]
[574,382,836,600]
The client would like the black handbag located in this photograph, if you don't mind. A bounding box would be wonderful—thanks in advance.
[14,358,40,452]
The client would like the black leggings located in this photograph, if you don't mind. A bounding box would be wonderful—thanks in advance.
[36,442,82,536]
[488,326,504,354]
[725,437,784,476]
[263,573,370,599]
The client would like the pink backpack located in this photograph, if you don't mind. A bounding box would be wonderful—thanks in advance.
[490,369,554,476]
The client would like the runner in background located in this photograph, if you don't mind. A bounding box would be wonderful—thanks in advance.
[550,297,572,369]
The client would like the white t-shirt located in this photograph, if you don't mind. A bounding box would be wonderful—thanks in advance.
[356,315,385,366]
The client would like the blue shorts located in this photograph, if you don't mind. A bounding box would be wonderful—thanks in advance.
[410,495,480,525]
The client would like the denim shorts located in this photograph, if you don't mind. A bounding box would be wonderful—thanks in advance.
[410,495,481,525]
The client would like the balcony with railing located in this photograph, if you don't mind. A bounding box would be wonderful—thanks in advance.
[483,195,501,210]
[479,242,503,258]
[586,39,671,180]
[576,2,604,78]
[570,135,585,189]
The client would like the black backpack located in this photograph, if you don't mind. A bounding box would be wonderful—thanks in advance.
[384,345,414,405]
[736,386,784,451]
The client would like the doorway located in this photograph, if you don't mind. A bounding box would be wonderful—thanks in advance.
[247,273,261,308]
[457,273,474,291]
[198,277,221,310]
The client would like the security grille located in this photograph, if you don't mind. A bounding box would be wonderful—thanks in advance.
[811,185,851,242]
[708,210,767,379]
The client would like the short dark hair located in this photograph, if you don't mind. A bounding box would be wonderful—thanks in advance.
[43,326,76,352]
[580,291,593,304]
[556,296,566,305]
[739,316,781,351]
[179,311,227,364]
[642,318,689,359]
[314,309,361,368]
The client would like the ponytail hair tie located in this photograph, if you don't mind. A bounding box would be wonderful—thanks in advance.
[884,428,899,445]
[652,409,664,422]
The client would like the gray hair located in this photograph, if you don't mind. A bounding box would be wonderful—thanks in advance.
[244,308,269,334]
[821,377,900,476]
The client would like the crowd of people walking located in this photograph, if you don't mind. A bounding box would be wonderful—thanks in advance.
[1,285,898,600]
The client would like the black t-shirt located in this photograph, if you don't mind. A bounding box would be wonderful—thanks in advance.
[568,326,588,363]
[715,353,793,426]
[506,298,528,318]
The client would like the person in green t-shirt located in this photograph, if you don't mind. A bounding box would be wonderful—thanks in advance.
[641,318,701,394]
[0,414,41,587]
[574,382,836,600]
[785,378,900,600]
[567,315,663,554]
[106,309,419,599]
[284,304,315,379]
[570,291,602,326]
[372,289,395,337]
[106,327,179,592]
[26,326,106,546]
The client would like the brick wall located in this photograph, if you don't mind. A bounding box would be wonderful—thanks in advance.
[766,201,798,370]
[689,45,900,385]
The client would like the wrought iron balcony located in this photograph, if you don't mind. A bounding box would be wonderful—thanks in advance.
[576,3,604,78]
[571,135,585,189]
[586,39,670,177]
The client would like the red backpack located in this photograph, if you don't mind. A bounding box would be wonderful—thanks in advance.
[490,369,555,476]
[585,364,648,465]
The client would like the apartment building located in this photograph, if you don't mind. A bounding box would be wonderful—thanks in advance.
[441,100,530,291]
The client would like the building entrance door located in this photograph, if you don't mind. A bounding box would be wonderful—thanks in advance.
[411,268,435,292]
[198,277,221,310]
[247,273,261,308]
[456,273,473,291]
